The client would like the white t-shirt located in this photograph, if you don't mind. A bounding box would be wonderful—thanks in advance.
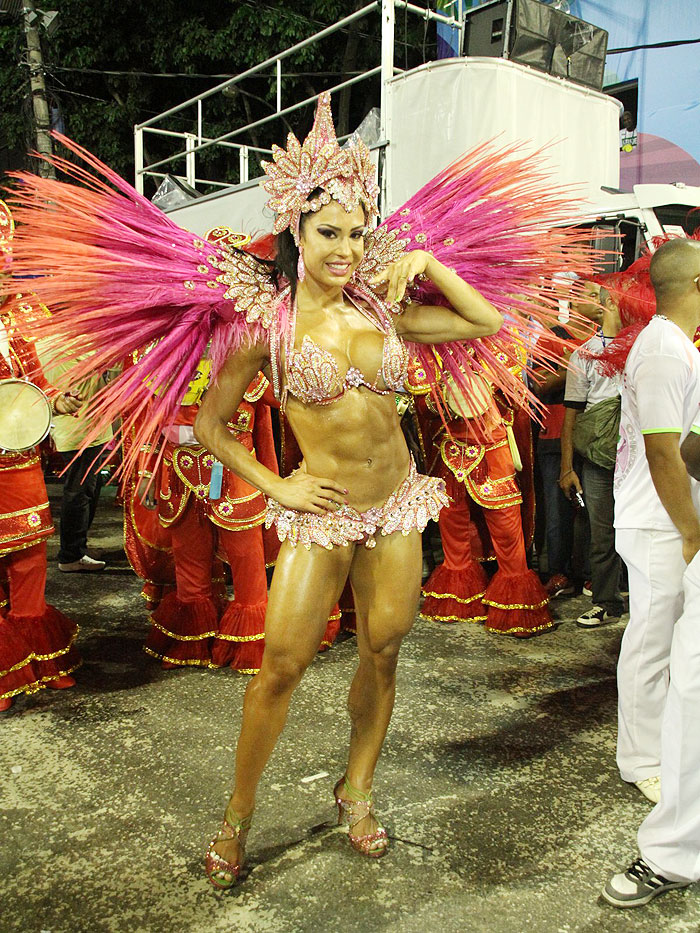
[564,331,623,411]
[615,316,700,530]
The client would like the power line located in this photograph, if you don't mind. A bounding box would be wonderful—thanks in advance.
[52,87,112,103]
[51,66,369,80]
[608,37,700,54]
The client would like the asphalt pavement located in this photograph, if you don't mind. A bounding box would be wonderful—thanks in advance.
[1,484,698,933]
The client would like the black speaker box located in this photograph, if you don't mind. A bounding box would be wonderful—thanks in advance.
[463,0,608,92]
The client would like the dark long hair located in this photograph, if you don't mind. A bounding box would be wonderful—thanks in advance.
[272,187,327,299]
[274,227,300,298]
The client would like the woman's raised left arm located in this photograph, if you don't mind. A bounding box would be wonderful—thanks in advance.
[372,250,503,343]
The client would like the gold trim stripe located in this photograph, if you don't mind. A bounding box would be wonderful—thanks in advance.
[483,597,549,610]
[0,660,81,701]
[157,486,189,527]
[143,646,215,667]
[215,632,265,643]
[208,509,266,532]
[125,474,171,554]
[149,618,217,641]
[0,501,50,522]
[422,588,485,605]
[0,456,40,472]
[0,530,54,559]
[420,612,488,624]
[0,627,79,679]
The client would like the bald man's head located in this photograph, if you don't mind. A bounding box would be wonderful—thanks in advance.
[650,238,700,301]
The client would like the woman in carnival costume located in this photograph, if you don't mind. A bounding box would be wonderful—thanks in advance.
[3,95,598,883]
[134,365,276,674]
[0,200,82,711]
[410,359,551,637]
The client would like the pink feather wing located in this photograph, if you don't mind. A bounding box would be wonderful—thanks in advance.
[2,133,281,478]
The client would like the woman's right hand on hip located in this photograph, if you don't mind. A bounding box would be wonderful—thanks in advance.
[271,472,348,514]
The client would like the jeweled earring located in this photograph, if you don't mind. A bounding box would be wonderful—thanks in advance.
[297,244,306,282]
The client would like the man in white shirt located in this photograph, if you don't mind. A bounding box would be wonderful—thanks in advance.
[612,237,700,810]
[604,237,700,908]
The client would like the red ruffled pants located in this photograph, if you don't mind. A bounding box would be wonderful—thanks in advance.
[0,541,81,700]
[422,475,553,637]
[144,499,267,673]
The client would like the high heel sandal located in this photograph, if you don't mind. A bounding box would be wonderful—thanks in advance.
[204,806,253,890]
[333,776,389,858]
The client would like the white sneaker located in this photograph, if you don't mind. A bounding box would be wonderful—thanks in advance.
[603,856,688,908]
[634,775,661,804]
[58,555,106,573]
[576,605,619,628]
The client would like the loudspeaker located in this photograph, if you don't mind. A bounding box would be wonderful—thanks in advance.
[464,0,510,58]
[463,0,608,92]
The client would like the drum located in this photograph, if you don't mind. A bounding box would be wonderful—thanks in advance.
[0,378,52,452]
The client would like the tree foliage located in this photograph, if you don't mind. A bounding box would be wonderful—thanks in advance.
[0,0,435,191]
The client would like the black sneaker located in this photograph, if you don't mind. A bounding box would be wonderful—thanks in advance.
[603,857,689,908]
[576,605,619,628]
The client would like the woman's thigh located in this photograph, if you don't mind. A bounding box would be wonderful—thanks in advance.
[349,530,423,655]
[262,539,355,669]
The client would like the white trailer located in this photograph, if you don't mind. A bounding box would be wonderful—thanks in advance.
[137,2,699,264]
[160,55,621,237]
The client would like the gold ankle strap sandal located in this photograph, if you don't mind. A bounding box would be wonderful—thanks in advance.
[334,776,389,858]
[204,808,253,890]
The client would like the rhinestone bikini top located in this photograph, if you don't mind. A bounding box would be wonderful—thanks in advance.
[273,286,408,409]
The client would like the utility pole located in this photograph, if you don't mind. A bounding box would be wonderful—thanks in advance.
[22,0,55,178]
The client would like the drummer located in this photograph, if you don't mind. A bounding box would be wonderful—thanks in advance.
[0,199,83,712]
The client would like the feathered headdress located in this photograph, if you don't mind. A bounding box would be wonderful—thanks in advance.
[260,92,379,244]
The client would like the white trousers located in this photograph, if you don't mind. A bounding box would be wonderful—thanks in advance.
[638,550,700,883]
[615,528,686,782]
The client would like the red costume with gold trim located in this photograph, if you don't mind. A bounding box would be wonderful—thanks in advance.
[409,358,553,637]
[0,292,81,701]
[122,428,175,612]
[129,371,277,673]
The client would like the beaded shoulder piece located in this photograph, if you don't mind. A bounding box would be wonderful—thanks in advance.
[206,246,278,330]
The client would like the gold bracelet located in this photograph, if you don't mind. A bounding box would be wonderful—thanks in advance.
[138,470,153,479]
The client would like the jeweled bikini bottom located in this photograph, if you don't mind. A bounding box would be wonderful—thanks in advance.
[264,458,449,550]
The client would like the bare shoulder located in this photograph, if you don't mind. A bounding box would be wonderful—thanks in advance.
[218,335,270,376]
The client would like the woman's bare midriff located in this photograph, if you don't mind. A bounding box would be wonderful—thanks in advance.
[285,389,410,512]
